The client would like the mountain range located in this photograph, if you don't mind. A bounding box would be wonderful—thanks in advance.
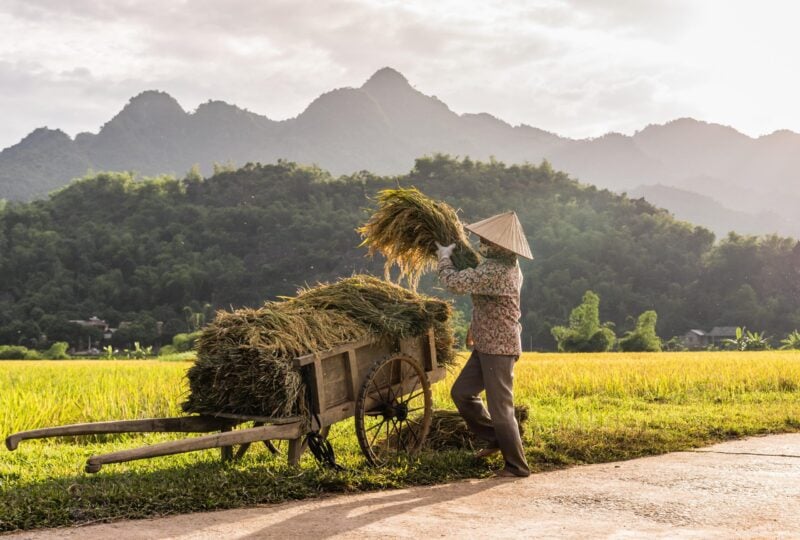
[1,67,798,238]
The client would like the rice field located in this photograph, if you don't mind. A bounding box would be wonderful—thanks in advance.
[2,351,800,531]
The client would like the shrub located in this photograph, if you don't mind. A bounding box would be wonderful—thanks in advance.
[724,327,770,351]
[23,349,42,360]
[662,336,688,352]
[780,330,800,350]
[551,291,616,352]
[44,341,70,359]
[0,346,31,360]
[158,344,178,356]
[619,311,662,352]
[171,331,202,352]
[157,351,196,362]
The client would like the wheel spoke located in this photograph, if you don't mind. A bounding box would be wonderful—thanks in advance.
[397,420,409,453]
[368,419,387,448]
[403,390,425,404]
[386,369,397,404]
[378,376,392,405]
[384,362,398,401]
[369,377,387,407]
[367,366,386,403]
[405,419,421,446]
[365,420,383,432]
[400,376,420,405]
[394,361,409,403]
[390,418,402,455]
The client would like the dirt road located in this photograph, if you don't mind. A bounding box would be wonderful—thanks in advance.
[8,434,800,539]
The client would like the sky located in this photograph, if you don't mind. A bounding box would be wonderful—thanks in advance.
[1,0,799,150]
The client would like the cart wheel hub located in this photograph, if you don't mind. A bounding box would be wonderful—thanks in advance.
[394,403,409,421]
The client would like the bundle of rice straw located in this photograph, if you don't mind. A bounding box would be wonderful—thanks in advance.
[387,406,529,451]
[358,187,480,289]
[182,275,455,419]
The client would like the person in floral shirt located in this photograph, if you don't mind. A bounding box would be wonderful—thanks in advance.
[435,211,532,478]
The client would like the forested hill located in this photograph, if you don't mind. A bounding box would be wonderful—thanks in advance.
[1,156,798,350]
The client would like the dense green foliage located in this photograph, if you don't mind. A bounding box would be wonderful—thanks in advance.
[0,342,69,360]
[1,156,799,351]
[619,310,662,352]
[157,331,200,356]
[0,346,39,360]
[550,291,616,352]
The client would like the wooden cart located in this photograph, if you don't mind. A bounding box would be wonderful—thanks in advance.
[5,329,446,472]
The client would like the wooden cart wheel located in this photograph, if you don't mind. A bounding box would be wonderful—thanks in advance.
[355,354,432,466]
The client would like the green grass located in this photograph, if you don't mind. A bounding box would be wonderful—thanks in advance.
[2,351,800,531]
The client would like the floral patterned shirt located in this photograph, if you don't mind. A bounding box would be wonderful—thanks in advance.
[437,256,523,355]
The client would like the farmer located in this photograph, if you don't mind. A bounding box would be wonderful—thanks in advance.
[435,211,532,478]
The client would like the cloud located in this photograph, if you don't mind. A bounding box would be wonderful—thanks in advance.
[0,0,798,149]
[560,0,694,37]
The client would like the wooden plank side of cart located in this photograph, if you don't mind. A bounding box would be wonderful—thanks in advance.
[295,328,446,430]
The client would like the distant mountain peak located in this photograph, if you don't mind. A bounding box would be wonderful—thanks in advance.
[127,90,182,107]
[116,90,185,118]
[760,128,800,140]
[21,127,71,143]
[6,127,74,151]
[636,117,747,139]
[100,90,186,132]
[361,67,412,92]
[195,99,247,116]
[196,99,236,110]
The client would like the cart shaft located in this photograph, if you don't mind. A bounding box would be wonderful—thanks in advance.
[84,421,303,472]
[5,416,238,451]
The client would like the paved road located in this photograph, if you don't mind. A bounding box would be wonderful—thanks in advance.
[8,434,800,539]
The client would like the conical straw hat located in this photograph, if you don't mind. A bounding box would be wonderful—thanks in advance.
[465,211,533,259]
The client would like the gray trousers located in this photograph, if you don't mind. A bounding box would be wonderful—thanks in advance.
[450,350,530,476]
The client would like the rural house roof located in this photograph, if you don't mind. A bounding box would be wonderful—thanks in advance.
[708,326,738,337]
[686,329,705,336]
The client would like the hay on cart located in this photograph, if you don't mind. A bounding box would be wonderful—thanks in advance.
[182,275,455,420]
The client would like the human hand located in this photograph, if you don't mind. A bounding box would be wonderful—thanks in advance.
[434,242,456,260]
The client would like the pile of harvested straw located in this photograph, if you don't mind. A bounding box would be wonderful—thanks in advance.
[358,188,480,289]
[182,275,454,419]
[394,406,529,451]
[290,275,450,339]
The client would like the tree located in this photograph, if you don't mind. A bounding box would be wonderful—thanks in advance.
[44,341,70,359]
[780,330,800,350]
[550,291,616,352]
[724,327,771,351]
[618,310,661,352]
